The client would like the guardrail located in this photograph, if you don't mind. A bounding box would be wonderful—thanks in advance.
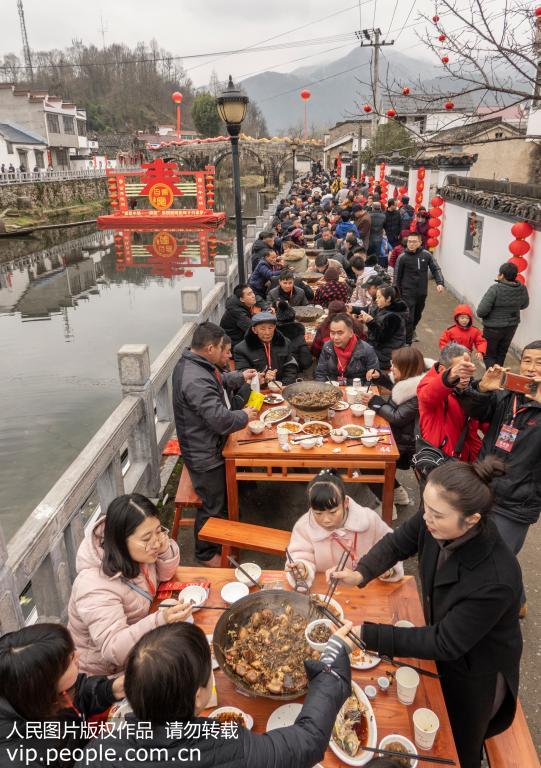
[0,181,291,632]
[0,167,141,186]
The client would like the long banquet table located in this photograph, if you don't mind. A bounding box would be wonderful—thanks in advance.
[157,567,459,766]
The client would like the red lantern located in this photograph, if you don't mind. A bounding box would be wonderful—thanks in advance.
[416,181,425,192]
[509,256,528,273]
[433,14,440,22]
[415,192,424,204]
[428,227,441,238]
[516,274,526,284]
[444,101,454,110]
[431,196,444,207]
[428,217,440,227]
[430,206,443,217]
[511,221,533,239]
[387,108,397,118]
[438,34,446,41]
[363,104,372,113]
[509,239,530,257]
[426,238,439,248]
[399,186,408,195]
[535,6,541,16]
[300,89,311,100]
[441,56,449,64]
[171,91,183,104]
[418,168,426,179]
[402,87,411,95]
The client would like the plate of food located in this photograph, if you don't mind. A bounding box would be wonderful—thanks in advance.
[262,405,291,425]
[266,703,303,731]
[206,634,219,670]
[264,393,285,405]
[312,594,345,621]
[302,420,332,436]
[208,707,254,730]
[350,647,381,670]
[330,681,378,766]
[332,400,350,411]
[278,420,303,434]
[342,424,367,439]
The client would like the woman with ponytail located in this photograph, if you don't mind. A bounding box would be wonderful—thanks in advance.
[327,456,523,768]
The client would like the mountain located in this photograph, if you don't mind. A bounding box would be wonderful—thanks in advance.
[241,46,450,135]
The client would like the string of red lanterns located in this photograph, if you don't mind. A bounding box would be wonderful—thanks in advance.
[426,195,444,249]
[300,89,311,140]
[508,221,533,285]
[415,166,426,210]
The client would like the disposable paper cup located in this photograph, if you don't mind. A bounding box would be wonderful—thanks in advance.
[395,666,420,705]
[345,387,358,404]
[413,708,440,750]
[364,409,376,428]
[277,427,289,448]
[394,620,415,628]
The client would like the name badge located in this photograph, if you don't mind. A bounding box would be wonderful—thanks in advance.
[495,424,519,452]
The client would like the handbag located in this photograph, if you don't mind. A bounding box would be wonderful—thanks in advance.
[412,404,470,486]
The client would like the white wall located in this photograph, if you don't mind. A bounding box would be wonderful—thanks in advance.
[437,200,540,352]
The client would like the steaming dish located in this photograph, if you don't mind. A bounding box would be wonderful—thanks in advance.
[222,604,317,695]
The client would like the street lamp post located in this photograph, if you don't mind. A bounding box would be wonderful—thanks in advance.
[216,75,249,284]
[291,140,299,182]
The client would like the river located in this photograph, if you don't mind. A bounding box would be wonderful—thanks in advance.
[0,184,274,542]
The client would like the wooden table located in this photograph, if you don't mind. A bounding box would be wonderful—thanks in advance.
[222,397,400,524]
[162,568,459,766]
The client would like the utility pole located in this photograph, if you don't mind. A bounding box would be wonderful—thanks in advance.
[17,0,33,83]
[355,28,394,161]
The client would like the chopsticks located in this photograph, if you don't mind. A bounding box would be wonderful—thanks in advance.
[237,436,277,445]
[285,547,309,593]
[314,601,367,652]
[361,745,455,765]
[344,437,390,448]
[227,556,263,590]
[380,655,441,680]
[322,547,350,606]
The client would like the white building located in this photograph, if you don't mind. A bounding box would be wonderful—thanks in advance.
[0,122,47,170]
[0,84,92,169]
[381,95,475,137]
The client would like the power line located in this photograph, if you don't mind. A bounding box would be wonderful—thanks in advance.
[237,41,356,82]
[385,0,400,39]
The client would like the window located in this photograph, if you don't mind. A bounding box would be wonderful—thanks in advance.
[46,112,60,133]
[77,120,87,137]
[34,150,44,169]
[55,148,69,168]
[6,141,14,154]
[62,116,75,134]
[464,211,484,262]
[495,131,503,138]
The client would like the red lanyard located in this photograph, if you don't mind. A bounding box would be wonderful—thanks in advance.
[331,532,357,566]
[61,691,81,718]
[141,565,156,596]
[214,368,223,386]
[263,343,272,369]
[510,395,528,426]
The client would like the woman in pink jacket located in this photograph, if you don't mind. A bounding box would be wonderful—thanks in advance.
[68,494,187,676]
[285,471,404,588]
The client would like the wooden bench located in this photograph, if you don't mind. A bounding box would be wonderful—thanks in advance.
[198,518,290,566]
[171,465,202,540]
[484,700,540,768]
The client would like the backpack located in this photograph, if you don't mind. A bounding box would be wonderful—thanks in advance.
[411,407,471,490]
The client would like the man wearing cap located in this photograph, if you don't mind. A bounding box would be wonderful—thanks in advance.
[315,312,378,384]
[233,312,299,385]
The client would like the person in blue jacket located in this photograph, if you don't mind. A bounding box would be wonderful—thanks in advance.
[334,211,360,240]
[248,249,282,297]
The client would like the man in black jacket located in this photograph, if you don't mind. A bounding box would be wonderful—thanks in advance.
[220,285,269,348]
[268,270,309,307]
[251,230,278,270]
[234,312,299,385]
[456,340,541,615]
[383,199,402,246]
[315,313,378,384]
[173,323,259,565]
[394,232,445,344]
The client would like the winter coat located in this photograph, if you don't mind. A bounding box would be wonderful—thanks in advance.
[248,258,281,296]
[313,279,351,308]
[335,220,360,240]
[269,275,314,301]
[233,328,298,385]
[394,247,444,297]
[268,284,309,307]
[456,385,541,524]
[0,675,117,768]
[439,304,487,354]
[315,236,338,251]
[74,645,352,768]
[368,211,386,245]
[68,519,180,676]
[417,364,482,462]
[415,219,429,247]
[308,258,347,279]
[277,320,313,371]
[476,279,529,329]
[220,295,269,347]
[286,496,404,587]
[398,203,415,227]
[350,276,369,307]
[365,299,408,369]
[389,243,403,270]
[354,210,371,243]
[251,238,277,270]
[357,511,522,768]
[173,350,248,471]
[315,339,379,385]
[368,363,434,465]
[311,318,365,359]
[384,209,402,245]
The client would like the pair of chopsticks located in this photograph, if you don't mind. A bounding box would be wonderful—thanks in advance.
[227,555,263,590]
[344,437,390,448]
[361,745,455,765]
[322,547,350,607]
[380,655,441,680]
[285,547,309,593]
[291,433,328,444]
[237,436,276,445]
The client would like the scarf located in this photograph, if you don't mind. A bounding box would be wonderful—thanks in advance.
[334,334,358,377]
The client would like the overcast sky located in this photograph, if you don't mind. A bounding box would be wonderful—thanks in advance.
[3,0,435,88]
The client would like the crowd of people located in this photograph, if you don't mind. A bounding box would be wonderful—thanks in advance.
[0,172,539,768]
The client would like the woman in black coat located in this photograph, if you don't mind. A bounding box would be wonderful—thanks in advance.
[358,284,408,369]
[328,457,523,768]
[275,300,313,372]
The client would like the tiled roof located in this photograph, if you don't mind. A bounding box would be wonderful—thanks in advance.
[381,94,475,114]
[428,117,524,142]
[0,122,47,145]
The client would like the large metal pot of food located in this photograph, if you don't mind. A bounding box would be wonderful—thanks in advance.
[212,589,318,700]
[282,381,342,413]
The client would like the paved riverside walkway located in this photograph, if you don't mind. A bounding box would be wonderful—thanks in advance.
[173,281,540,752]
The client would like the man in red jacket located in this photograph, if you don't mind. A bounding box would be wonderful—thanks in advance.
[417,342,482,462]
[439,304,487,360]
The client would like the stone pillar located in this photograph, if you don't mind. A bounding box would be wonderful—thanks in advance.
[180,286,203,316]
[214,255,229,282]
[0,525,25,632]
[117,344,161,498]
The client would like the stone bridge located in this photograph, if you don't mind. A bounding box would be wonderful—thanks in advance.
[143,140,322,187]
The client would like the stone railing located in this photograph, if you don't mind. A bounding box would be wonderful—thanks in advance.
[0,167,141,186]
[0,181,291,632]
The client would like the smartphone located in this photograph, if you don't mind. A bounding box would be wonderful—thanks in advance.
[500,371,539,396]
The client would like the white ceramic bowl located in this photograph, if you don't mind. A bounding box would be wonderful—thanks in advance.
[208,706,254,730]
[234,562,262,586]
[350,403,367,417]
[248,420,265,434]
[305,619,334,652]
[300,436,317,449]
[330,429,347,444]
[361,428,379,448]
[221,581,249,604]
[179,584,208,611]
[329,681,378,766]
[378,734,418,768]
[314,594,345,621]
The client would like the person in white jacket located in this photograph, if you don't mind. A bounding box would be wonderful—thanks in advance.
[285,471,404,589]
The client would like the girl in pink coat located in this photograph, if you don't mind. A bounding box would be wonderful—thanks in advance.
[286,471,404,588]
[68,494,188,676]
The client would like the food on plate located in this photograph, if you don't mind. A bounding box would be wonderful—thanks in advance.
[288,390,339,409]
[310,594,343,620]
[351,647,379,667]
[342,424,365,438]
[384,742,413,767]
[309,623,333,643]
[223,604,317,696]
[264,394,284,405]
[279,421,303,434]
[303,421,332,436]
[213,711,247,727]
[262,406,291,424]
[332,692,370,757]
[332,400,349,411]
